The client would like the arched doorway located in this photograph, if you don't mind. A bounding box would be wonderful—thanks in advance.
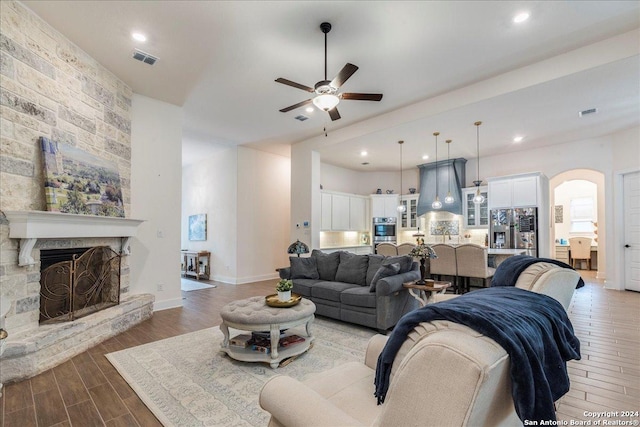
[549,169,605,279]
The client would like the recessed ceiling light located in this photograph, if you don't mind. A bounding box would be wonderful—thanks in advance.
[360,151,368,156]
[513,12,530,23]
[422,155,429,160]
[513,136,524,143]
[305,107,314,113]
[132,32,147,42]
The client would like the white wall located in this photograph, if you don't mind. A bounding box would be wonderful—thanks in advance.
[182,146,290,284]
[320,163,420,196]
[554,180,598,241]
[130,94,183,310]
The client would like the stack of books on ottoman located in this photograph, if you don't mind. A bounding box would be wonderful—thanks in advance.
[229,332,305,354]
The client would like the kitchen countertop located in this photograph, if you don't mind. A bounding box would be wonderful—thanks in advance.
[487,248,527,255]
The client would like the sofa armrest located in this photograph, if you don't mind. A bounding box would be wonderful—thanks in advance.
[364,334,389,369]
[260,375,364,427]
[376,268,421,297]
[277,267,291,280]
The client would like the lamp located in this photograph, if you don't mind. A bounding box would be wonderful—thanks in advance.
[444,139,454,204]
[397,140,406,213]
[287,240,310,257]
[312,93,340,111]
[473,121,485,204]
[431,132,442,209]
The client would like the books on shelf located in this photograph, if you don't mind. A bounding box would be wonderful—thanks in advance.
[229,332,306,353]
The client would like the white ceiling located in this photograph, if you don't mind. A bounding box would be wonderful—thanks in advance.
[21,1,640,170]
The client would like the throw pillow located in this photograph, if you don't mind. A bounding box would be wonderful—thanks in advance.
[366,254,385,286]
[290,256,319,280]
[311,249,341,281]
[383,255,412,274]
[370,263,401,292]
[335,252,369,286]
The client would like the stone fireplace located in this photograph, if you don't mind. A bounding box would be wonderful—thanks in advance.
[0,211,153,384]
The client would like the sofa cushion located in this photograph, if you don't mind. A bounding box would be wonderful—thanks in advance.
[335,252,369,286]
[383,255,412,274]
[290,256,319,280]
[312,250,341,281]
[369,263,401,292]
[366,254,385,286]
[311,281,360,302]
[340,286,377,308]
[292,279,321,297]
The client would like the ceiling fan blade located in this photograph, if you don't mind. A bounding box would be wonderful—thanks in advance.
[275,78,314,92]
[279,99,313,113]
[341,93,383,101]
[330,63,359,88]
[328,107,341,121]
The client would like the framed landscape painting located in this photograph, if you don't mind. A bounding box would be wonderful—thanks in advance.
[40,137,125,217]
[189,214,207,241]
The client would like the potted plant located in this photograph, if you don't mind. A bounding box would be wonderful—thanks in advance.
[276,279,293,302]
[408,244,438,284]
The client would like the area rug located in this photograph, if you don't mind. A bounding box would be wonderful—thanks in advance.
[106,318,377,426]
[180,278,216,291]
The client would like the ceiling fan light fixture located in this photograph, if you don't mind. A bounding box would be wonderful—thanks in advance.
[313,94,340,111]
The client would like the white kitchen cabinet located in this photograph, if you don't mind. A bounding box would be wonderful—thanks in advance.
[462,186,488,228]
[371,194,399,218]
[400,195,419,229]
[488,174,539,209]
[321,191,369,231]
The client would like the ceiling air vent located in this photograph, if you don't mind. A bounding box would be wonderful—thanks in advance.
[294,115,308,121]
[579,108,597,117]
[132,48,158,65]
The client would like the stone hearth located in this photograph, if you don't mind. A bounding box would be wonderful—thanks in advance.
[0,211,153,384]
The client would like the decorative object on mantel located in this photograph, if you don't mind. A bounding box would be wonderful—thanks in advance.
[40,137,125,218]
[287,239,310,257]
[431,132,442,209]
[397,140,406,213]
[2,211,144,266]
[409,187,416,194]
[386,190,394,194]
[408,243,438,284]
[444,139,455,204]
[473,121,486,204]
[376,188,382,194]
[188,213,207,241]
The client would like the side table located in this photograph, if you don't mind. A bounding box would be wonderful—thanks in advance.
[403,280,451,307]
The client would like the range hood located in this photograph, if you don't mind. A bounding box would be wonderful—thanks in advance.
[416,158,467,216]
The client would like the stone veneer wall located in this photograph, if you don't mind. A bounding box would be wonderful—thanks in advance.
[0,0,133,334]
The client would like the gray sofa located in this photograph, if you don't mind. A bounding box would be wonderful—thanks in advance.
[278,250,420,332]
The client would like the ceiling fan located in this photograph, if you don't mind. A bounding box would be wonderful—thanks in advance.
[275,22,383,121]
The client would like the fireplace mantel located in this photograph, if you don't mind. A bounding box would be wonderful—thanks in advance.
[3,211,145,266]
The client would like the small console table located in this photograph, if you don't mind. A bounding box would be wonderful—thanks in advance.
[181,250,211,280]
[403,280,451,307]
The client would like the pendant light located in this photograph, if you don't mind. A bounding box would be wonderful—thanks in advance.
[431,132,442,210]
[397,140,406,213]
[473,121,485,204]
[444,139,454,204]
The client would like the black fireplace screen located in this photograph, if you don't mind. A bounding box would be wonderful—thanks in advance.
[39,246,121,324]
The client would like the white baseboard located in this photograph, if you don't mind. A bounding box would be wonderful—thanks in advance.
[211,272,279,285]
[153,297,183,311]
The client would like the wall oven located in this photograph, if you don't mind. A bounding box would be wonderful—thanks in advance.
[373,217,397,247]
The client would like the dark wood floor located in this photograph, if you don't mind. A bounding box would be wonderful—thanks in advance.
[2,272,638,426]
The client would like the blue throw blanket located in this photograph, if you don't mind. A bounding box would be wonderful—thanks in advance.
[374,287,581,423]
[492,255,584,288]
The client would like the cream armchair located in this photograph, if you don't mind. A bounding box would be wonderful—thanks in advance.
[260,263,581,427]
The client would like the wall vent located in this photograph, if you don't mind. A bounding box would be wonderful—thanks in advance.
[579,108,597,117]
[294,115,308,121]
[132,48,158,65]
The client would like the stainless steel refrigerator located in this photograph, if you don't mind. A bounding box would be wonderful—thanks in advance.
[489,207,538,257]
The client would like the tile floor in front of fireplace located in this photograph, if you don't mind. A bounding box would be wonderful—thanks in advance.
[1,271,639,426]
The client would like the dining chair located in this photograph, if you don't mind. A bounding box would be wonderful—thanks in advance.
[376,243,397,256]
[429,244,458,293]
[569,237,592,270]
[396,243,416,256]
[455,244,496,293]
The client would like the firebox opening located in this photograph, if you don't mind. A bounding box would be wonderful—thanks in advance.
[39,246,121,324]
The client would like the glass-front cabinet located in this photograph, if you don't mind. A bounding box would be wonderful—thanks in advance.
[400,195,419,229]
[463,186,488,228]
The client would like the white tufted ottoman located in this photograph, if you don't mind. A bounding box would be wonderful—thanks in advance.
[220,296,316,368]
